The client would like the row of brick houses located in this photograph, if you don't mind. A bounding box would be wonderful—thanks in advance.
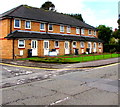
[0,5,103,59]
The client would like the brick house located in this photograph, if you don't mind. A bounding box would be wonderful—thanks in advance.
[0,5,103,59]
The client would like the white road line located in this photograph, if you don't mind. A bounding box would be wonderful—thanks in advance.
[50,97,69,105]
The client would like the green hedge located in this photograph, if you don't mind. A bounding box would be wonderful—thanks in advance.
[103,44,120,53]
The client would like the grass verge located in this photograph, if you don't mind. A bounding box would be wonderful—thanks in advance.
[19,53,120,63]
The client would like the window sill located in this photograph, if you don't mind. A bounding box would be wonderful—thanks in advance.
[18,48,25,49]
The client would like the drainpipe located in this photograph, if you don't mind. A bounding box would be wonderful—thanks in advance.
[10,18,15,59]
[46,23,49,34]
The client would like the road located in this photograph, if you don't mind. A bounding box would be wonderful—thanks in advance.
[1,63,119,105]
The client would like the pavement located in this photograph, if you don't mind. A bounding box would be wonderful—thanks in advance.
[1,57,120,69]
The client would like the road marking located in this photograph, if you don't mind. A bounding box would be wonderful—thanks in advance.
[50,97,69,105]
[0,62,119,71]
[93,63,119,70]
[0,63,58,70]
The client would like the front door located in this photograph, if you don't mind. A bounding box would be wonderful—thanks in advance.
[88,42,92,53]
[65,41,70,54]
[44,40,49,55]
[31,40,38,56]
[93,42,96,53]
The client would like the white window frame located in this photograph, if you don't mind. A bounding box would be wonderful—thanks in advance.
[80,42,84,48]
[25,20,31,29]
[40,23,45,31]
[98,42,101,47]
[14,19,21,28]
[18,40,25,48]
[67,26,71,33]
[55,41,59,48]
[93,30,96,35]
[48,24,53,31]
[72,41,77,48]
[81,28,84,34]
[60,25,64,32]
[76,27,80,34]
[88,30,92,35]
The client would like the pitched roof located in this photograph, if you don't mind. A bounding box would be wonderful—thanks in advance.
[1,5,96,30]
[5,30,103,42]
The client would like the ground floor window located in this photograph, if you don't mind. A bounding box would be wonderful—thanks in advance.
[18,40,25,48]
[80,42,84,48]
[55,41,59,48]
[98,42,102,47]
[73,41,77,48]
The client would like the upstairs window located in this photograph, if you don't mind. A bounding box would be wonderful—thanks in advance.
[14,19,21,28]
[73,41,77,48]
[67,26,71,33]
[93,31,96,35]
[48,24,53,31]
[40,23,45,30]
[60,25,64,32]
[88,30,92,35]
[76,28,80,34]
[18,40,25,48]
[25,21,31,29]
[55,41,59,48]
[80,42,84,48]
[81,28,84,34]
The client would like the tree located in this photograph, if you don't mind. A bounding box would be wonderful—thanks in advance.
[66,14,84,22]
[97,25,112,44]
[112,30,120,39]
[41,1,55,11]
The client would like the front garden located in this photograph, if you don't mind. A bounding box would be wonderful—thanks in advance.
[19,53,120,63]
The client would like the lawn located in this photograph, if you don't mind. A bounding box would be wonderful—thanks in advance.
[19,53,120,63]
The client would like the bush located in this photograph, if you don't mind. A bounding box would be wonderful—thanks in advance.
[110,48,116,53]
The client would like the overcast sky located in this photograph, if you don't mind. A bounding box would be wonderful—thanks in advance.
[0,0,119,30]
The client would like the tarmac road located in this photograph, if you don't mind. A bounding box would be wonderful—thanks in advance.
[1,63,119,105]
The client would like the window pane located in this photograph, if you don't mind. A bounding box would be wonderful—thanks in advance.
[55,41,59,47]
[15,19,20,27]
[19,40,24,48]
[40,23,45,30]
[73,42,76,46]
[49,24,53,30]
[60,26,64,32]
[65,42,68,49]
[89,30,92,35]
[81,42,84,47]
[76,28,80,34]
[26,21,30,28]
[67,26,71,33]
[81,29,84,34]
[44,42,48,48]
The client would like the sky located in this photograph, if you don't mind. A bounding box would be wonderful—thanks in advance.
[0,0,119,30]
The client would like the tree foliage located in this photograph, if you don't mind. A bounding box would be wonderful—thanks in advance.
[97,25,112,44]
[41,1,55,11]
[66,14,84,22]
[61,13,84,22]
[112,30,120,39]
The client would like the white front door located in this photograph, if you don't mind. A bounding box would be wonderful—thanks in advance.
[93,42,96,53]
[31,40,38,56]
[65,41,70,54]
[88,42,92,53]
[44,40,49,55]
